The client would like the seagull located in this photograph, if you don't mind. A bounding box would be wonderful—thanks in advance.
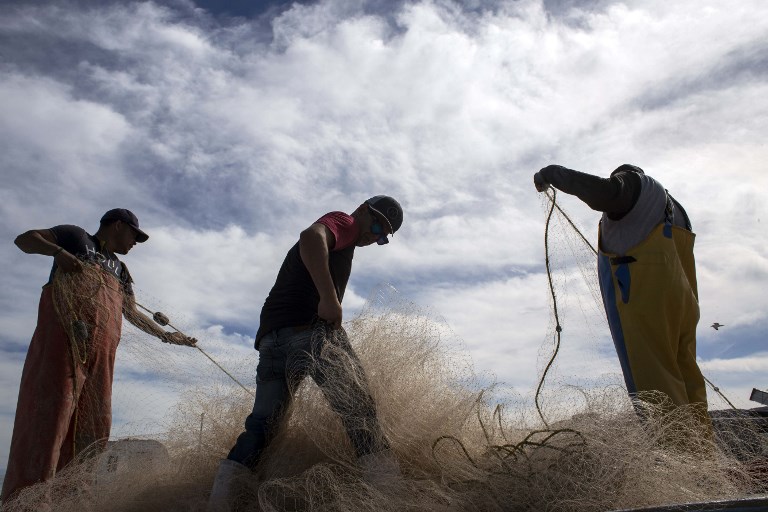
[711,322,724,330]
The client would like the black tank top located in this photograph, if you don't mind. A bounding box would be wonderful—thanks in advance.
[254,242,355,346]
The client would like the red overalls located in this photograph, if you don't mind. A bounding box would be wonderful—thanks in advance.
[2,266,124,503]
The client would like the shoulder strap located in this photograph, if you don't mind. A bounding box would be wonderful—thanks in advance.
[666,191,692,231]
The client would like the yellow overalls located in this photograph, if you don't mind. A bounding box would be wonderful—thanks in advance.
[597,197,708,409]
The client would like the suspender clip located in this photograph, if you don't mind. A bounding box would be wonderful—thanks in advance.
[610,256,637,265]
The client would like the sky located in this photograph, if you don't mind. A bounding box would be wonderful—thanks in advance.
[1,0,767,473]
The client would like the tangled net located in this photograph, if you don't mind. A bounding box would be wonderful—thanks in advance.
[4,286,766,511]
[4,196,767,511]
[51,264,116,367]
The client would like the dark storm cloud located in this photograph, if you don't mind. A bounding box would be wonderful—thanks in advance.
[634,42,768,112]
[192,0,314,19]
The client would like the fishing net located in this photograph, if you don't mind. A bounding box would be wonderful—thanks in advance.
[51,263,124,456]
[3,199,767,511]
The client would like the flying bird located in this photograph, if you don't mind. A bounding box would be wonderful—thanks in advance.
[711,323,724,330]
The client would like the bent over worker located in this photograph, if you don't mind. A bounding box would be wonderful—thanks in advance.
[2,209,197,505]
[208,196,404,511]
[533,165,710,420]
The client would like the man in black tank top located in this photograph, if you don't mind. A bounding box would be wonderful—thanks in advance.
[209,196,405,510]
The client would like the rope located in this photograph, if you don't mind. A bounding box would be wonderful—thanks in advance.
[702,375,738,410]
[134,301,253,396]
[535,189,562,427]
[432,421,586,480]
[538,188,737,411]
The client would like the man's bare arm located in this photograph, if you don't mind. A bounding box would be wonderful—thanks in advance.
[299,223,342,328]
[15,229,82,273]
[122,293,196,346]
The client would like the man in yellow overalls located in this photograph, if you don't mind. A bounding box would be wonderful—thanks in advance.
[533,164,711,435]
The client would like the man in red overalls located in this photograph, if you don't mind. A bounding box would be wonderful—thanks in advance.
[2,209,197,505]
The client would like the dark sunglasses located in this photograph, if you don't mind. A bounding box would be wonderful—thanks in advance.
[368,210,390,245]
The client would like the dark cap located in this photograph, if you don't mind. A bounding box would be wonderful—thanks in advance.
[365,195,403,234]
[611,164,645,177]
[100,208,149,243]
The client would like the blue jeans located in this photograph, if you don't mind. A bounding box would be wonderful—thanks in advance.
[227,325,388,469]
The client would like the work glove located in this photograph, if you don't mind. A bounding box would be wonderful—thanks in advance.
[161,331,197,346]
[534,165,574,192]
[533,170,550,192]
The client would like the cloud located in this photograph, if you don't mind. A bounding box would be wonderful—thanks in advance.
[0,73,135,225]
[0,353,27,467]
